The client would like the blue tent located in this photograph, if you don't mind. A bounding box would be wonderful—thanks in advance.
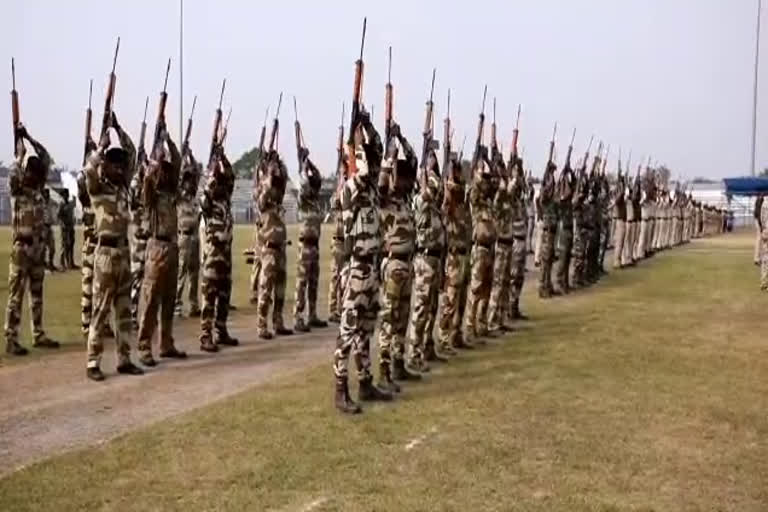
[723,177,768,197]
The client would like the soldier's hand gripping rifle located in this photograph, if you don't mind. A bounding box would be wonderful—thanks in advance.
[347,18,367,176]
[82,80,93,165]
[208,79,226,167]
[471,85,488,172]
[100,38,120,140]
[183,95,197,151]
[151,58,172,157]
[10,58,20,156]
[267,92,283,152]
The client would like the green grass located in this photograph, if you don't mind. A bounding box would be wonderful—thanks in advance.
[0,224,332,362]
[1,232,767,511]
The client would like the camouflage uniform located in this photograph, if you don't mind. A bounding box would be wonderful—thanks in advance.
[464,155,496,341]
[198,148,237,351]
[175,156,201,317]
[525,184,535,254]
[248,182,262,306]
[327,190,346,323]
[554,162,575,293]
[508,160,529,320]
[538,162,558,297]
[487,171,514,332]
[612,173,627,268]
[84,123,142,378]
[137,131,186,364]
[293,158,326,331]
[584,175,601,283]
[42,190,56,269]
[333,116,391,413]
[409,170,446,369]
[129,153,149,326]
[57,193,77,269]
[571,166,589,287]
[77,168,97,342]
[637,180,652,260]
[4,133,59,355]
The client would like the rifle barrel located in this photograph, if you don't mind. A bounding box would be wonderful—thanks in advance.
[162,58,171,92]
[88,79,93,108]
[360,18,367,60]
[218,79,226,110]
[11,58,16,90]
[111,37,120,74]
[143,96,149,122]
[190,95,197,118]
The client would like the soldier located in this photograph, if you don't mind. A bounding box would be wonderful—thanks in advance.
[327,184,345,324]
[129,130,150,329]
[175,146,201,318]
[584,162,602,283]
[293,144,328,332]
[4,125,61,355]
[487,146,514,332]
[333,109,392,414]
[525,177,535,255]
[377,123,420,391]
[41,188,58,271]
[248,161,263,307]
[571,159,589,287]
[83,113,143,380]
[198,142,239,352]
[636,171,653,260]
[508,156,530,321]
[78,137,97,344]
[410,149,447,371]
[612,165,627,269]
[58,189,77,270]
[438,153,471,352]
[255,150,293,339]
[537,160,558,298]
[463,148,496,343]
[136,123,187,366]
[553,150,575,294]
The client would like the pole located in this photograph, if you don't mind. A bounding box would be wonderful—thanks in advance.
[751,0,762,176]
[179,0,184,145]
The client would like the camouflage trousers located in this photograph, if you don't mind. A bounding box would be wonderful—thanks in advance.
[554,227,573,292]
[599,217,610,270]
[333,256,378,382]
[508,238,527,314]
[87,245,133,369]
[438,250,468,348]
[585,224,600,281]
[408,253,441,365]
[60,227,76,268]
[377,256,412,365]
[572,214,587,286]
[43,225,55,266]
[257,246,288,334]
[200,240,232,344]
[612,220,626,268]
[294,242,321,323]
[4,242,46,345]
[464,244,493,338]
[622,221,637,266]
[328,242,345,320]
[526,216,535,253]
[81,238,96,340]
[137,239,178,357]
[538,222,557,294]
[249,244,261,304]
[533,220,544,265]
[175,234,200,315]
[487,241,513,331]
[130,227,148,322]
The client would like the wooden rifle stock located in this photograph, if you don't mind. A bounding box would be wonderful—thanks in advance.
[442,88,451,174]
[347,18,367,175]
[472,85,487,168]
[100,37,120,138]
[183,95,197,149]
[137,96,149,161]
[384,46,392,147]
[152,58,172,151]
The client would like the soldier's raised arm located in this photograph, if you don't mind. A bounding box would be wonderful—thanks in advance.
[111,112,136,177]
[21,126,51,171]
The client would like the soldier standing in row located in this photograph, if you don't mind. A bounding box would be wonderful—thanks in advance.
[175,147,202,317]
[571,158,589,287]
[41,189,57,271]
[487,144,514,333]
[612,160,627,269]
[129,132,149,329]
[198,142,239,352]
[293,139,328,332]
[136,122,188,366]
[78,134,97,344]
[377,122,419,392]
[508,155,529,321]
[5,125,61,355]
[84,114,143,380]
[537,157,558,298]
[58,189,77,270]
[327,185,345,324]
[333,109,392,413]
[410,150,447,371]
[525,177,535,255]
[554,138,575,295]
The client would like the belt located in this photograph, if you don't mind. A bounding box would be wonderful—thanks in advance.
[299,237,319,246]
[98,236,127,248]
[354,254,375,264]
[152,235,173,243]
[419,248,443,259]
[264,242,282,250]
[14,235,35,245]
[475,242,493,249]
[179,228,195,236]
[333,236,344,242]
[448,246,468,255]
[497,238,515,246]
[387,252,411,262]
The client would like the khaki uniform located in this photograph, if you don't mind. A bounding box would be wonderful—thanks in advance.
[327,191,346,322]
[293,173,324,328]
[129,162,149,325]
[176,191,200,315]
[438,182,470,349]
[487,178,514,331]
[78,170,97,341]
[58,199,76,269]
[464,172,496,339]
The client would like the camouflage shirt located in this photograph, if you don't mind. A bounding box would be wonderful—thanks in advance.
[342,174,379,259]
[442,182,471,251]
[83,132,136,241]
[297,179,323,243]
[200,179,233,246]
[129,160,148,234]
[330,189,345,244]
[257,174,287,247]
[414,192,445,252]
[380,195,415,256]
[43,199,56,227]
[177,193,199,235]
[9,159,47,242]
[493,180,514,240]
[77,170,95,241]
[469,180,497,247]
[58,200,76,230]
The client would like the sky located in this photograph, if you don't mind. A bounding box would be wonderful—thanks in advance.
[0,0,766,184]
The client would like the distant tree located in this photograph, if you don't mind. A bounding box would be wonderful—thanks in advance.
[232,147,263,179]
[656,165,671,185]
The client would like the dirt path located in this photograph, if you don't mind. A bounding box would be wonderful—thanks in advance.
[0,312,336,477]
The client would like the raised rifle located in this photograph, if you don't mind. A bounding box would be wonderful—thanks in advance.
[137,97,149,163]
[336,102,345,185]
[10,58,20,156]
[509,104,521,164]
[254,106,269,188]
[490,97,498,154]
[220,107,232,145]
[293,96,305,176]
[152,58,172,155]
[100,37,120,138]
[208,79,226,166]
[267,91,283,152]
[564,127,576,169]
[421,68,437,170]
[547,122,557,164]
[82,79,93,165]
[384,46,393,150]
[443,89,451,174]
[471,85,488,169]
[347,18,367,175]
[183,95,197,149]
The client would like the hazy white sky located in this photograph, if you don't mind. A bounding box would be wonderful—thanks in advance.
[1,0,765,181]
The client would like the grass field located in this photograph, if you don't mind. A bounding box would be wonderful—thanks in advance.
[0,230,767,511]
[0,224,332,363]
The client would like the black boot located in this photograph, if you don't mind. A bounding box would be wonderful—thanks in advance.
[424,343,448,363]
[358,377,393,402]
[86,366,105,382]
[309,317,328,328]
[33,337,60,349]
[6,341,28,356]
[117,361,145,375]
[335,379,362,414]
[392,358,422,381]
[377,362,400,394]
